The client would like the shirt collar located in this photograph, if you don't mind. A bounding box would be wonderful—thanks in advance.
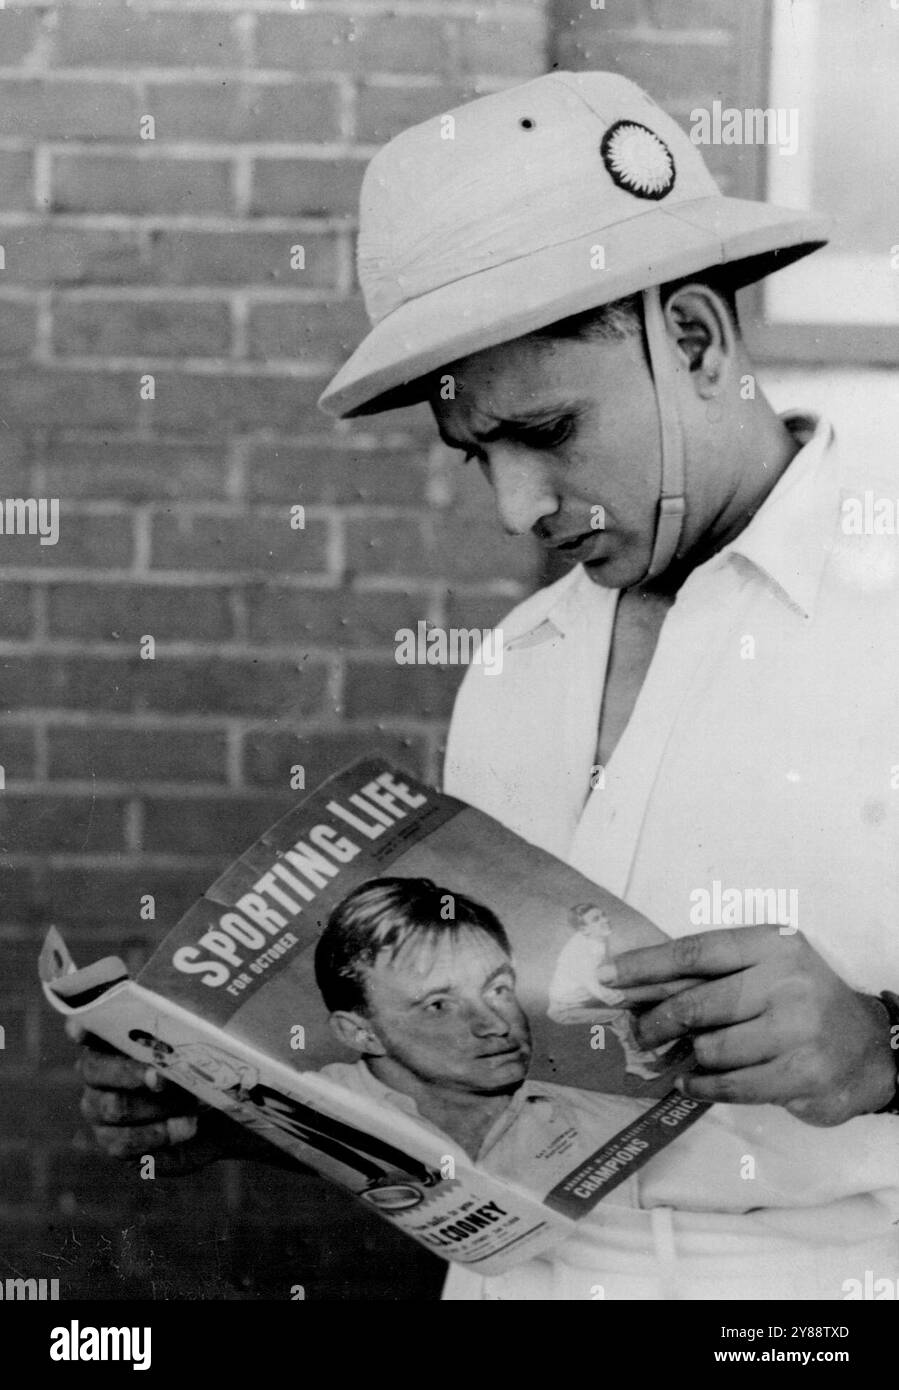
[506,409,837,643]
[349,1063,555,1154]
[710,411,837,621]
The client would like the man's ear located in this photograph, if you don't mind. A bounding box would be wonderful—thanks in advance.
[662,283,737,398]
[329,1010,386,1057]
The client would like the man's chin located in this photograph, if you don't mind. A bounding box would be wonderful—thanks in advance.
[583,551,651,590]
[472,1052,529,1090]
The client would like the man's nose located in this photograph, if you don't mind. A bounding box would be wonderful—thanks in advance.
[466,998,511,1036]
[487,448,558,537]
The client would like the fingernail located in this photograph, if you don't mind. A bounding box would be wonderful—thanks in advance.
[144,1068,163,1092]
[596,964,618,983]
[166,1116,197,1143]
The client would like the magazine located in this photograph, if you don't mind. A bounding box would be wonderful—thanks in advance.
[41,755,709,1275]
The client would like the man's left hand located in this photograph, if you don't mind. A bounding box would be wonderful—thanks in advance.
[602,927,896,1126]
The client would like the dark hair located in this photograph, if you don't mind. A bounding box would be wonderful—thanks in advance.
[314,876,511,1014]
[128,1029,172,1052]
[533,270,740,351]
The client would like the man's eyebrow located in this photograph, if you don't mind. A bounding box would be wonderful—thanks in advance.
[409,960,515,1004]
[480,962,516,991]
[437,402,580,451]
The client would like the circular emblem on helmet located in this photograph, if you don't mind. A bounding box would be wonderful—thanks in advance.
[600,119,675,200]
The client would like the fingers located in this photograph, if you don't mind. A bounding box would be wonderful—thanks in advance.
[634,969,769,1048]
[80,1083,190,1127]
[607,927,775,989]
[616,977,703,1005]
[77,1044,166,1094]
[688,1017,786,1071]
[678,1048,821,1107]
[90,1116,198,1159]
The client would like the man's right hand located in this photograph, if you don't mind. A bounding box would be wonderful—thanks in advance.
[71,1022,308,1174]
[73,1022,216,1173]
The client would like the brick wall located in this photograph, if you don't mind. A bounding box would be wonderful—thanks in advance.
[0,0,547,1300]
[552,0,771,198]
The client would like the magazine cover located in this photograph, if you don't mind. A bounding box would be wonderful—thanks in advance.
[42,755,708,1276]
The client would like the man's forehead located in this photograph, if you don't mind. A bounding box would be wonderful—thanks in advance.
[436,334,568,403]
[430,330,622,433]
[367,931,512,998]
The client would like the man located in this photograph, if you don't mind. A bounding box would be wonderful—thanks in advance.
[547,904,671,1079]
[78,71,899,1300]
[313,875,649,1198]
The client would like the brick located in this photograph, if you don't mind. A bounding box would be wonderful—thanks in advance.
[0,1148,36,1206]
[136,654,332,718]
[144,228,338,289]
[1,942,64,997]
[0,301,37,359]
[0,10,40,63]
[46,581,234,643]
[149,509,330,578]
[0,151,33,213]
[644,0,739,33]
[0,225,143,287]
[246,299,368,363]
[0,724,36,782]
[0,655,137,713]
[51,154,233,216]
[0,510,133,571]
[245,585,433,648]
[0,1001,33,1068]
[246,442,428,506]
[256,13,449,76]
[140,372,326,434]
[0,581,35,638]
[144,79,341,143]
[41,865,213,933]
[556,32,737,103]
[40,437,231,502]
[45,1147,149,1215]
[250,158,365,218]
[141,792,295,856]
[0,868,40,927]
[356,82,477,142]
[344,659,459,720]
[445,589,523,633]
[0,653,330,718]
[0,793,126,852]
[53,297,232,359]
[242,728,427,789]
[0,368,138,429]
[457,17,547,77]
[0,435,30,495]
[55,7,242,69]
[0,78,139,141]
[345,513,536,584]
[47,726,228,784]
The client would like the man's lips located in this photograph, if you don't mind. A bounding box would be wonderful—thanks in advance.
[477,1043,525,1060]
[545,529,603,553]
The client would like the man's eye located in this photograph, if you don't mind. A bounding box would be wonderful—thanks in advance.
[424,999,448,1013]
[519,417,574,450]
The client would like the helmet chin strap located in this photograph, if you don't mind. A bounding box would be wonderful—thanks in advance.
[641,284,686,583]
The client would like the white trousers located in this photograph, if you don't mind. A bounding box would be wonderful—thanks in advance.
[441,1202,899,1301]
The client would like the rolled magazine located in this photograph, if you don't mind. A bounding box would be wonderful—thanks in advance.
[41,755,708,1276]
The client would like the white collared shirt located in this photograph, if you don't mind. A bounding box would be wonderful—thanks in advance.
[319,1059,648,1204]
[445,412,899,1227]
